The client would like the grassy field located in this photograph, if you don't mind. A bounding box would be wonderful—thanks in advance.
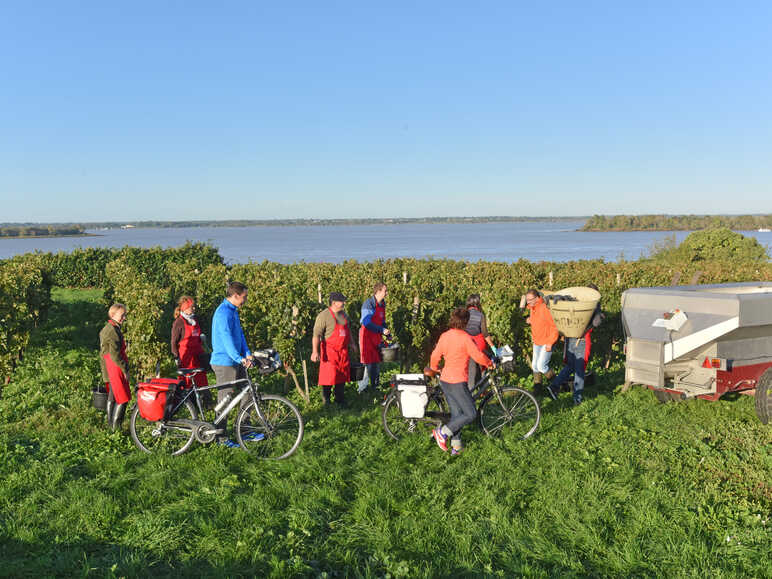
[0,288,770,578]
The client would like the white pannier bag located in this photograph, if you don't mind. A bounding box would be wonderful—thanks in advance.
[395,373,428,418]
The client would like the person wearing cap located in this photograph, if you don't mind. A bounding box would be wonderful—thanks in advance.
[357,282,389,393]
[311,291,356,406]
[171,295,211,404]
[210,281,253,445]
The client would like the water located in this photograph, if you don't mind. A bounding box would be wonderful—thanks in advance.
[1,221,770,264]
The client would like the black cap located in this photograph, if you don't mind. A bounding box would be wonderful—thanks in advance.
[329,291,347,303]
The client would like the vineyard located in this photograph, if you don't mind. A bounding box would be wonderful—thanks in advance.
[1,242,770,576]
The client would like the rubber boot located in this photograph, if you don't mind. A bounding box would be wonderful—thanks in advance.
[105,390,115,425]
[111,403,127,431]
[321,386,332,405]
[544,369,556,382]
[334,383,347,408]
[532,372,544,395]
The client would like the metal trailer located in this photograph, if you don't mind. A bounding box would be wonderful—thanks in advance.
[621,282,772,423]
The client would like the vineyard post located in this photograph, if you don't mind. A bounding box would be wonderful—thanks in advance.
[302,359,310,400]
[317,283,322,304]
[402,271,407,285]
[548,271,553,287]
[690,271,702,284]
[616,273,621,286]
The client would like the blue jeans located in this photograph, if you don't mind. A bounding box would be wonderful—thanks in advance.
[531,344,553,374]
[358,362,380,391]
[551,337,586,404]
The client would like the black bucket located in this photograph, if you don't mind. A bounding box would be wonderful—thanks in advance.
[92,385,108,410]
[350,363,365,382]
[381,343,400,363]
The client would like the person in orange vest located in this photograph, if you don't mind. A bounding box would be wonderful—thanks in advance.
[311,292,358,407]
[99,303,131,430]
[357,282,390,393]
[524,289,558,392]
[427,307,493,455]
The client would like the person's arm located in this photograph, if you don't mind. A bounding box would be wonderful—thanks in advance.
[310,312,327,362]
[480,314,495,349]
[429,335,445,371]
[170,317,183,361]
[360,299,386,334]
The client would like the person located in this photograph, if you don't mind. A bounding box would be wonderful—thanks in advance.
[427,307,493,455]
[99,303,131,431]
[547,284,604,405]
[357,282,390,393]
[210,281,253,446]
[524,289,558,392]
[311,292,356,406]
[465,293,496,390]
[171,295,212,405]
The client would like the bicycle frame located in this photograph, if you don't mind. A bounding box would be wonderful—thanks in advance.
[172,373,268,428]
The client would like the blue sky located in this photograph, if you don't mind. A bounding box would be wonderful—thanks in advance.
[1,1,770,221]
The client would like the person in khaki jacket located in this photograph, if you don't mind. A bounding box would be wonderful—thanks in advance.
[99,303,131,430]
[524,289,558,392]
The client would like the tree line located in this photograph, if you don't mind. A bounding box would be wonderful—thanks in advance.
[581,214,772,232]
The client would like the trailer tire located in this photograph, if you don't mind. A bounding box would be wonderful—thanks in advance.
[653,389,682,403]
[754,368,772,425]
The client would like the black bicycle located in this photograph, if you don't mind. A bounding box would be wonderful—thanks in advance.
[382,361,540,441]
[129,350,304,459]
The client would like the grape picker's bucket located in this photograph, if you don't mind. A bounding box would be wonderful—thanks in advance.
[545,286,601,338]
[92,385,108,410]
[381,343,400,362]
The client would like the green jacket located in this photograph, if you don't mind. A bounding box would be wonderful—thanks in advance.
[99,321,128,381]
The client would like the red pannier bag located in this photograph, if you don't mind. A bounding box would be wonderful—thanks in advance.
[137,378,181,422]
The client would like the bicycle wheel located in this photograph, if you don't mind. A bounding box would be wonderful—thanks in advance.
[129,398,197,456]
[479,386,540,439]
[236,394,304,459]
[382,389,448,441]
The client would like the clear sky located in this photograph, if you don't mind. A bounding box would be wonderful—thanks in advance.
[1,1,770,222]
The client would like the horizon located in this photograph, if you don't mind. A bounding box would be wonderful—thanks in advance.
[2,1,771,221]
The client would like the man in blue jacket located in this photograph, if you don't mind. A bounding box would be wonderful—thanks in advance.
[211,281,253,445]
[357,283,389,393]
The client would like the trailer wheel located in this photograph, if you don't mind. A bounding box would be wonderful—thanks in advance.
[754,368,772,425]
[653,389,682,403]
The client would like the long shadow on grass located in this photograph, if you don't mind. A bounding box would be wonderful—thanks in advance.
[30,297,105,351]
[0,536,264,577]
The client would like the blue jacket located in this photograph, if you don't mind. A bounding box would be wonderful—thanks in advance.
[211,299,251,366]
[360,296,387,333]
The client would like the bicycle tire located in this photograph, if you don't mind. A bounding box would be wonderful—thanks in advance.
[478,386,540,440]
[235,394,304,460]
[129,398,198,456]
[382,388,448,441]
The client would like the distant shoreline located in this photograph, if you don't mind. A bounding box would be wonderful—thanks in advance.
[0,233,97,240]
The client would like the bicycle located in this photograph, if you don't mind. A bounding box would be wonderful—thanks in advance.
[129,350,304,459]
[381,355,540,442]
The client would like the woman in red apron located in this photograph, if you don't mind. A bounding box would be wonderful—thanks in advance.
[465,294,496,390]
[171,296,209,387]
[311,292,352,406]
[99,303,131,430]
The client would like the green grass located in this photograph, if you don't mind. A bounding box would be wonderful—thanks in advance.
[0,288,770,577]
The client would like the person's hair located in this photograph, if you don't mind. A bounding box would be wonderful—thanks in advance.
[174,295,195,319]
[108,303,126,318]
[448,307,470,330]
[373,282,387,294]
[227,281,247,297]
[526,288,540,299]
[466,293,481,310]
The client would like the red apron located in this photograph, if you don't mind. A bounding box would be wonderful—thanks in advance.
[319,308,351,386]
[359,300,385,364]
[178,317,209,388]
[103,322,131,404]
